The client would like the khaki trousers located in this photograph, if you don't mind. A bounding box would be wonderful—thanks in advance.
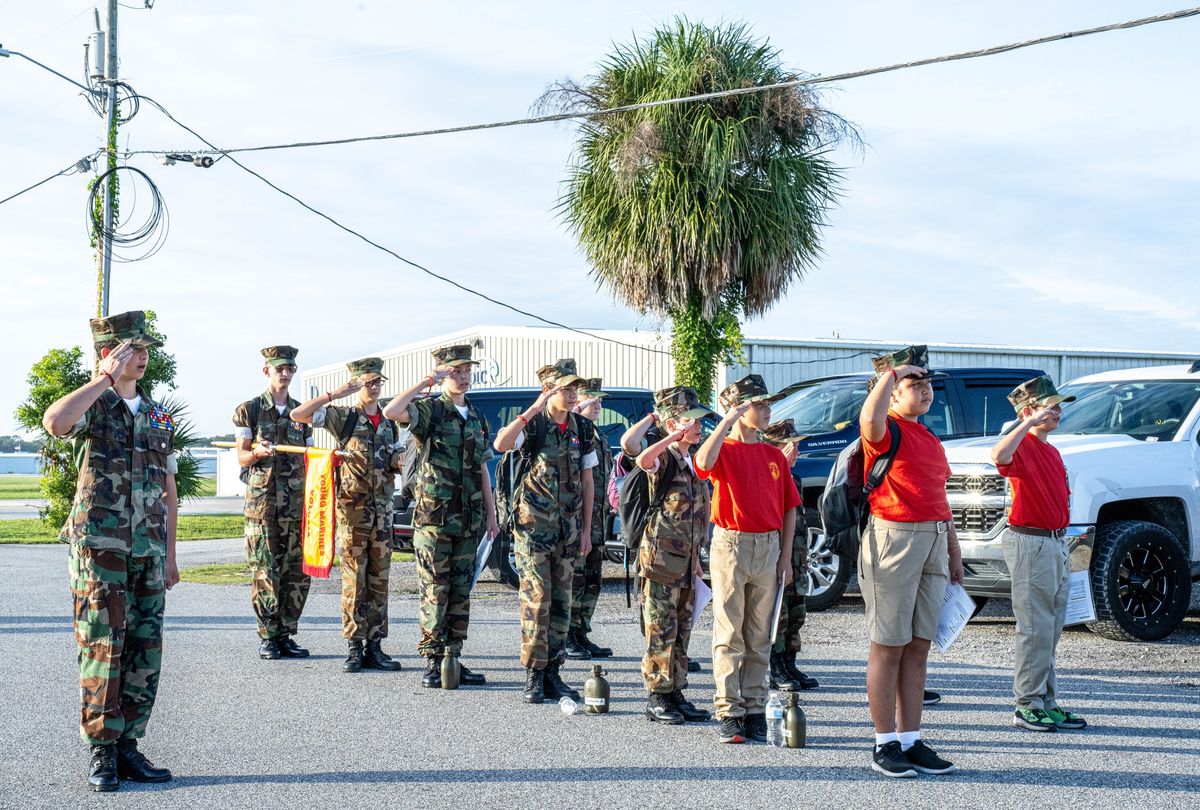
[710,527,780,719]
[1002,529,1070,709]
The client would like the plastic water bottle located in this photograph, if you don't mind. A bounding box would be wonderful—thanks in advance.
[559,696,578,715]
[766,691,784,747]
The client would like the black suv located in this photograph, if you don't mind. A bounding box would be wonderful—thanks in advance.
[392,387,655,586]
[753,367,1046,611]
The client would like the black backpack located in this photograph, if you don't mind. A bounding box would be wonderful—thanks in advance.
[818,419,902,560]
[237,398,263,485]
[494,412,595,531]
[617,450,679,550]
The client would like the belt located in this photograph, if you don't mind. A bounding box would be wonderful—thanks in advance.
[871,517,951,534]
[1009,525,1067,539]
[714,527,779,541]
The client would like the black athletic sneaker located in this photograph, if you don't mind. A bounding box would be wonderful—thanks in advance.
[871,741,916,778]
[904,740,956,775]
[718,716,746,744]
[923,690,941,706]
[742,713,768,742]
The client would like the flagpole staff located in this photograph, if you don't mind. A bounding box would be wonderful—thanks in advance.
[212,441,349,457]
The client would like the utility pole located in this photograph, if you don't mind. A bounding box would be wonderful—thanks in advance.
[95,0,119,318]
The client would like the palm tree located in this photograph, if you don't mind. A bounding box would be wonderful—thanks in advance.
[538,19,857,400]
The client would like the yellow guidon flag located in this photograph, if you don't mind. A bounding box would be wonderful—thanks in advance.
[301,448,340,578]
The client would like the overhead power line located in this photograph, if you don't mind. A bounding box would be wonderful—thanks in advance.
[0,154,97,207]
[130,5,1200,158]
[134,94,673,356]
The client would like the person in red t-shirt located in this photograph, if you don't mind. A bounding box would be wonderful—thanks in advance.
[859,346,962,779]
[991,375,1088,734]
[695,374,800,745]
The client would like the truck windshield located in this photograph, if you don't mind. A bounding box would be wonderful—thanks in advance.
[772,377,869,434]
[1057,380,1200,441]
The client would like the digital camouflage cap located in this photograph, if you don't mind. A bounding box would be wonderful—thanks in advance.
[347,356,387,382]
[655,386,714,421]
[581,377,608,399]
[536,358,584,388]
[761,418,808,445]
[1008,375,1076,412]
[432,344,479,368]
[89,310,162,349]
[871,344,942,381]
[260,345,299,368]
[718,374,785,411]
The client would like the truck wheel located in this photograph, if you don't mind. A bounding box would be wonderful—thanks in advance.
[805,525,851,612]
[489,530,520,589]
[970,597,989,619]
[1088,520,1191,641]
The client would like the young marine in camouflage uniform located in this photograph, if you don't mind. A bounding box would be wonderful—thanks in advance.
[636,387,715,725]
[383,344,499,688]
[233,345,313,661]
[43,311,179,792]
[293,357,403,673]
[493,359,597,704]
[760,419,820,692]
[565,378,614,661]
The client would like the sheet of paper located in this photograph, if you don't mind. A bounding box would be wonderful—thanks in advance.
[934,582,976,654]
[768,578,786,644]
[692,574,712,618]
[471,533,494,590]
[1064,570,1097,626]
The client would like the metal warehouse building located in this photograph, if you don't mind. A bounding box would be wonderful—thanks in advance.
[297,323,1196,416]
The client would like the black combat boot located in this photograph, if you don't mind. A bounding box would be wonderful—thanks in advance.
[543,661,581,702]
[422,656,442,688]
[669,690,712,722]
[785,652,819,690]
[564,632,592,660]
[577,631,612,658]
[363,641,402,671]
[277,635,310,659]
[115,739,171,783]
[258,637,281,660]
[687,659,701,673]
[522,669,545,704]
[645,692,684,724]
[458,663,486,686]
[87,744,119,792]
[769,652,801,691]
[343,640,365,673]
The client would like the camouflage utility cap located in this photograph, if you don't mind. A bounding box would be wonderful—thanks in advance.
[89,310,162,349]
[1008,375,1076,412]
[433,344,479,368]
[347,357,387,382]
[718,374,785,410]
[536,358,584,388]
[654,386,713,421]
[261,345,299,367]
[761,418,808,445]
[581,377,608,399]
[871,344,942,381]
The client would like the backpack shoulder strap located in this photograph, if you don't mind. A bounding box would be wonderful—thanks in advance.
[338,408,359,448]
[247,398,261,435]
[652,450,679,508]
[524,411,548,458]
[864,419,902,493]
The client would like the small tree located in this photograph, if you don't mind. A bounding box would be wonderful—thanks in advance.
[15,311,202,530]
[539,19,857,401]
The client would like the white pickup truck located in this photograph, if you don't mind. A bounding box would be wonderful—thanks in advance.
[943,363,1200,641]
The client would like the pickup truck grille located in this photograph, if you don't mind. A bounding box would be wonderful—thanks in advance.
[951,505,1007,534]
[946,473,1007,496]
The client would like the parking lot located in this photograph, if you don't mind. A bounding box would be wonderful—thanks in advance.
[1,541,1197,809]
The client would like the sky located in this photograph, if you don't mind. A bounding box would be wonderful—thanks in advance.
[2,0,1198,436]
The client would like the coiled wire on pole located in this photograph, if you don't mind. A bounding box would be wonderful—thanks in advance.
[85,164,169,263]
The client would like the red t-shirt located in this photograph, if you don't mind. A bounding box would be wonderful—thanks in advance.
[366,411,382,430]
[697,439,802,532]
[863,414,951,522]
[996,433,1070,531]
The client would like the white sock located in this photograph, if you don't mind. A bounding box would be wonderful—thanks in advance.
[898,730,921,751]
[874,732,898,750]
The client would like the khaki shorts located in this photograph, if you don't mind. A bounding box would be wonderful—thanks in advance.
[858,517,949,646]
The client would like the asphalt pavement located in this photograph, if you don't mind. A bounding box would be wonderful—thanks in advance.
[1,543,1198,809]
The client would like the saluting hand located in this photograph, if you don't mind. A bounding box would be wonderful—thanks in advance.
[427,367,452,386]
[98,340,135,383]
[332,378,364,399]
[891,364,927,381]
[1027,407,1059,428]
[721,401,752,426]
[781,442,799,466]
